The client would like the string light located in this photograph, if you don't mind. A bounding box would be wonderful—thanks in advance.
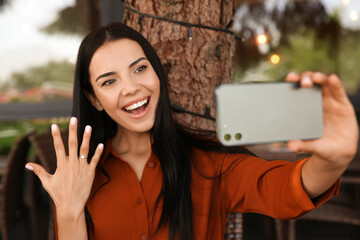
[350,10,358,21]
[124,4,244,41]
[270,54,280,64]
[187,27,193,40]
[123,2,259,121]
[256,34,268,45]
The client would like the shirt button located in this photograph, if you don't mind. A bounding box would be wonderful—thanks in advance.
[147,161,155,168]
[136,198,142,205]
[140,234,148,240]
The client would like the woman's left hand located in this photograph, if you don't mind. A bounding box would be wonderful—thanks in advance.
[286,72,359,198]
[286,72,358,164]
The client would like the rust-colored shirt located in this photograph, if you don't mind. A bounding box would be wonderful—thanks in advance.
[86,143,339,240]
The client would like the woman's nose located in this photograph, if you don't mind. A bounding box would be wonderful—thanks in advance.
[120,78,140,96]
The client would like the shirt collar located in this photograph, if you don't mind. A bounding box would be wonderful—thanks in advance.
[99,138,159,165]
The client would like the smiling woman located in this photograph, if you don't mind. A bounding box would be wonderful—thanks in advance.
[24,22,358,240]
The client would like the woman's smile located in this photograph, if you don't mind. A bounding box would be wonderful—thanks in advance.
[121,96,151,119]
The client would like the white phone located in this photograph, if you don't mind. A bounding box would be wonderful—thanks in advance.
[215,82,323,146]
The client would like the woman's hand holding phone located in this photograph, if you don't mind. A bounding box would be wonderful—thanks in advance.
[286,72,358,164]
[286,72,359,199]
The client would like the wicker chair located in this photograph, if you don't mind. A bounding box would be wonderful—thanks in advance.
[0,131,34,240]
[30,130,68,174]
[29,129,69,240]
[224,212,243,240]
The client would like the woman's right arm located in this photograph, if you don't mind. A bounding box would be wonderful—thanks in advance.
[25,117,103,240]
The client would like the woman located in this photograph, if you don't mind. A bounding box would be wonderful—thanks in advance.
[26,23,358,240]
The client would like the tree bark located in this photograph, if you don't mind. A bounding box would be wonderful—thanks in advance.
[123,0,235,131]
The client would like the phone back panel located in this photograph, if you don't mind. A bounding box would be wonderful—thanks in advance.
[215,82,323,146]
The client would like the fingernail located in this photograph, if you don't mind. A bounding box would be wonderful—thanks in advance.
[313,72,323,78]
[85,125,91,133]
[70,117,77,125]
[51,124,57,132]
[288,72,297,77]
[99,143,104,150]
[302,76,312,85]
[25,164,34,171]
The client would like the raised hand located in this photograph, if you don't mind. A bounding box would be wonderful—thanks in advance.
[26,117,103,239]
[286,72,359,198]
[286,72,358,163]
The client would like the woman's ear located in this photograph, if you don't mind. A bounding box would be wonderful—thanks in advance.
[84,91,104,111]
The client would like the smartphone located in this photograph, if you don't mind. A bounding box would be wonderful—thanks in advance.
[215,82,323,146]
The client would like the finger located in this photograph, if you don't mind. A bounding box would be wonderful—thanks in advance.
[79,125,92,162]
[51,124,66,168]
[310,72,332,99]
[90,143,104,169]
[311,72,328,85]
[285,72,300,82]
[287,139,317,153]
[300,72,314,88]
[68,117,79,160]
[25,163,51,185]
[328,74,350,104]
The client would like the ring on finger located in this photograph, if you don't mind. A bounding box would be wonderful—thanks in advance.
[80,155,88,160]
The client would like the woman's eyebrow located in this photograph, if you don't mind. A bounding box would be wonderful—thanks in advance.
[95,57,147,82]
[129,57,147,69]
[95,71,116,82]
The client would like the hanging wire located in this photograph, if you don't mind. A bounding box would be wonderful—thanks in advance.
[171,104,215,121]
[124,3,244,41]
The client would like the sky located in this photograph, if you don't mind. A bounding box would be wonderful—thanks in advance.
[0,0,359,83]
[0,0,81,81]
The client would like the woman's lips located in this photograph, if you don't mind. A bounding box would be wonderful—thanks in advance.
[122,96,149,110]
[122,97,151,119]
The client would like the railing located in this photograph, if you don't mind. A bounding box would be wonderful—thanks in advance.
[0,100,72,121]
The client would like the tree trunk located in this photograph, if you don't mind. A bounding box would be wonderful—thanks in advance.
[123,0,235,131]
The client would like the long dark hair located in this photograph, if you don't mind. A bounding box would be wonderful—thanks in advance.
[72,22,252,240]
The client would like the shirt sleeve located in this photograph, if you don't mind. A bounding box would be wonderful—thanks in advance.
[221,154,340,220]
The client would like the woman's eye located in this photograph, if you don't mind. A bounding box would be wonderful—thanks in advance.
[101,79,116,86]
[135,65,147,73]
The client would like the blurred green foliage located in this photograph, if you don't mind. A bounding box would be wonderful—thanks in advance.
[0,118,69,155]
[338,31,360,92]
[276,28,337,73]
[41,0,91,36]
[264,27,337,80]
[235,27,360,94]
[1,60,75,92]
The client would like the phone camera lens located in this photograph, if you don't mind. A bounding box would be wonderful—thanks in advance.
[235,133,242,141]
[224,134,231,141]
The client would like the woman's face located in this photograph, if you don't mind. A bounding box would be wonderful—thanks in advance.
[88,38,160,134]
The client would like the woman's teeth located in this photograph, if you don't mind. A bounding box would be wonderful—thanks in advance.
[125,98,148,111]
